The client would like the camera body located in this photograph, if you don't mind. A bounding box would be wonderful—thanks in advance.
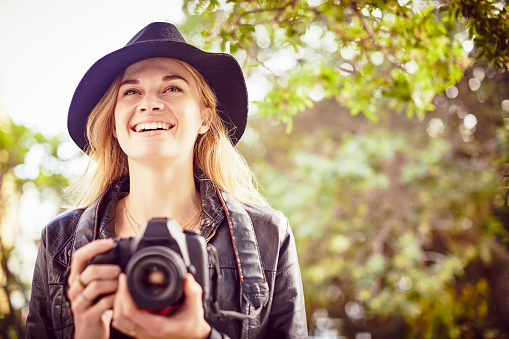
[90,217,209,311]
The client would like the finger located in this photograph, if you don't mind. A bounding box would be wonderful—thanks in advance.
[71,279,118,314]
[67,240,115,303]
[68,275,91,303]
[67,277,83,302]
[116,273,130,302]
[68,264,120,299]
[112,274,141,333]
[79,264,121,285]
[179,274,210,338]
[182,274,203,307]
[68,239,114,285]
[73,293,115,329]
[67,265,120,303]
[83,279,119,302]
[70,290,92,314]
[86,293,115,320]
[113,274,172,338]
[114,274,138,317]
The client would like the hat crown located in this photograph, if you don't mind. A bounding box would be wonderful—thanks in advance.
[127,22,187,46]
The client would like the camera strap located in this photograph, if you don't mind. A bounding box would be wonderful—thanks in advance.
[207,244,258,320]
[214,186,270,309]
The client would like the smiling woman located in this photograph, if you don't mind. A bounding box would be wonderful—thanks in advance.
[114,58,209,166]
[26,22,307,339]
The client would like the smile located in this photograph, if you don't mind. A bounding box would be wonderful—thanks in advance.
[133,122,173,133]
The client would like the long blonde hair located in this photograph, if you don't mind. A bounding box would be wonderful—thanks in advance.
[65,60,266,208]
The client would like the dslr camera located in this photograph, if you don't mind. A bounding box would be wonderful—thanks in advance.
[90,217,209,311]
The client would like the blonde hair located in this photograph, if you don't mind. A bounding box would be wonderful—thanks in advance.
[65,60,267,208]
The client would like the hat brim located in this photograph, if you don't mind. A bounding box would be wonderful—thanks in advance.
[68,40,248,151]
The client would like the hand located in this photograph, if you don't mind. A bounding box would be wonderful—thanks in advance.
[67,239,121,339]
[112,273,212,339]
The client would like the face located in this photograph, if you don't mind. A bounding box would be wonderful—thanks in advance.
[114,58,210,164]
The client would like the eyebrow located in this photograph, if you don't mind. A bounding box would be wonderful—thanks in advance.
[119,75,189,87]
[163,75,189,84]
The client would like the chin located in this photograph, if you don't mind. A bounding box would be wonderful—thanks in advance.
[128,151,189,165]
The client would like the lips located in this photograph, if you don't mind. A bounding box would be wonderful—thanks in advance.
[132,122,173,133]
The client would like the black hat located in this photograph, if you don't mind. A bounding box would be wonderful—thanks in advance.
[68,22,248,150]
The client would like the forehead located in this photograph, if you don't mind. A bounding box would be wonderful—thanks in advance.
[122,57,192,80]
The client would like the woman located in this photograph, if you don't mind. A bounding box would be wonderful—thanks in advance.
[26,22,307,339]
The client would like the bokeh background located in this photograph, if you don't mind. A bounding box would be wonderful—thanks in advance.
[1,0,509,338]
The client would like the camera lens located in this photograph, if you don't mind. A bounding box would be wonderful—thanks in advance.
[143,263,168,292]
[140,261,170,294]
[126,247,187,310]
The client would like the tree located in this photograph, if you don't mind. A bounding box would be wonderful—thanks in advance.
[180,0,509,337]
[237,61,509,337]
[181,0,508,124]
[0,110,71,338]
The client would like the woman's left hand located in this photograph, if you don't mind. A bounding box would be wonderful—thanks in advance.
[112,273,212,339]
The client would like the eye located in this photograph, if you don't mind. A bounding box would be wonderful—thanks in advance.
[164,85,183,93]
[123,88,140,96]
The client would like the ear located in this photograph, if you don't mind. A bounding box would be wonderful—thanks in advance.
[198,108,212,134]
[112,116,118,138]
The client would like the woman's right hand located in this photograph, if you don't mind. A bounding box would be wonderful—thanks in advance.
[67,239,121,339]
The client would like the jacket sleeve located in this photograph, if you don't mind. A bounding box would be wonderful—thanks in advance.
[266,222,308,338]
[26,228,56,339]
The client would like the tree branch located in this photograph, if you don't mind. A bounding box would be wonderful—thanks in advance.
[240,0,298,17]
[349,1,404,69]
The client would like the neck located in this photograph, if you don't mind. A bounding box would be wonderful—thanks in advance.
[123,157,201,229]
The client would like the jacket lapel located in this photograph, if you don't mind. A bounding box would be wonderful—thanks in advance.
[214,186,270,310]
[71,179,124,254]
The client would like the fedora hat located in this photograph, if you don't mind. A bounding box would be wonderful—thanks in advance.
[68,22,248,151]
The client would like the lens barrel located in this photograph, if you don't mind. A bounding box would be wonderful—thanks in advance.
[126,246,187,309]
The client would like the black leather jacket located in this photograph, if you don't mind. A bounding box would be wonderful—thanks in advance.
[26,177,308,338]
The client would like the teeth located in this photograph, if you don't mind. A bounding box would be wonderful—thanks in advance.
[134,122,171,132]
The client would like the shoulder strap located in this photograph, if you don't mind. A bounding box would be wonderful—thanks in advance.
[214,186,269,309]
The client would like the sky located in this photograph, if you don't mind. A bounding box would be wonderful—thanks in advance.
[0,0,186,140]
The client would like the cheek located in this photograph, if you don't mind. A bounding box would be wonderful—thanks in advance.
[113,111,130,144]
[175,103,201,130]
[113,107,126,130]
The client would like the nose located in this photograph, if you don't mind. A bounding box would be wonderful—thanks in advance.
[138,93,164,112]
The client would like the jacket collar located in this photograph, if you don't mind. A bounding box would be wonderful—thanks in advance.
[71,176,225,253]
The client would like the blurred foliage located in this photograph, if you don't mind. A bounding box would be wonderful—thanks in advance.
[182,1,509,337]
[182,0,508,126]
[0,114,70,338]
[237,61,509,337]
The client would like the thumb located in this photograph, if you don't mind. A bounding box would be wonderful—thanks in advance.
[183,273,203,304]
